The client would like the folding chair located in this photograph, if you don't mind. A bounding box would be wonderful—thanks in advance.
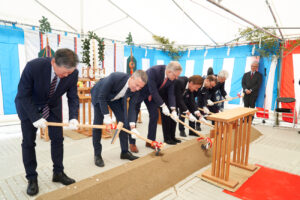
[274,97,297,127]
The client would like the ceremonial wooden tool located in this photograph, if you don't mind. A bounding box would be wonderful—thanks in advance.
[198,107,212,115]
[169,114,212,150]
[45,122,114,130]
[111,122,165,156]
[180,114,214,128]
[213,93,245,104]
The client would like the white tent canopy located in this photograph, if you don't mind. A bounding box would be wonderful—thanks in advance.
[1,0,300,46]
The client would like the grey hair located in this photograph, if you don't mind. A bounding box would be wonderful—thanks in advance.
[218,70,229,79]
[54,48,79,69]
[166,61,182,72]
[132,70,148,84]
[251,60,259,66]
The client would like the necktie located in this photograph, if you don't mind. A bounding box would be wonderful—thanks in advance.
[123,88,130,125]
[250,72,254,79]
[42,75,57,119]
[148,78,168,102]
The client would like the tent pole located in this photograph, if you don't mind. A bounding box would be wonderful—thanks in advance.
[171,0,218,45]
[34,0,78,32]
[80,0,84,36]
[107,0,154,36]
[206,0,281,40]
[264,27,300,29]
[265,0,284,40]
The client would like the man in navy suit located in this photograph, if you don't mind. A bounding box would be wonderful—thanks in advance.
[91,70,147,167]
[15,49,79,196]
[242,61,262,108]
[137,61,182,148]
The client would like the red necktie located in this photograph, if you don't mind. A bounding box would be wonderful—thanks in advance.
[42,75,57,119]
[148,78,168,102]
[159,78,168,89]
[250,72,254,79]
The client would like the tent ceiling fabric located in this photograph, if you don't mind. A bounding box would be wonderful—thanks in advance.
[1,0,300,46]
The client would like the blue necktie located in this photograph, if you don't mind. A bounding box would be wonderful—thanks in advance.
[42,75,57,119]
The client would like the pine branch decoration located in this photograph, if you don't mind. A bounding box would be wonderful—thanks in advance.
[153,35,183,60]
[39,16,51,34]
[81,31,105,66]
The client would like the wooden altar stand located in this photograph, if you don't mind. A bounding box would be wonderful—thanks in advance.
[200,107,258,190]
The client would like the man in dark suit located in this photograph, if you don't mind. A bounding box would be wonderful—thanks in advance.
[170,75,203,139]
[91,70,147,167]
[15,49,79,196]
[195,75,217,132]
[242,61,262,108]
[137,62,182,147]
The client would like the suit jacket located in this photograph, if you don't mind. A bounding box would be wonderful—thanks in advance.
[196,86,209,108]
[213,81,227,97]
[15,57,79,122]
[141,65,176,107]
[174,76,197,113]
[91,72,139,123]
[242,71,262,96]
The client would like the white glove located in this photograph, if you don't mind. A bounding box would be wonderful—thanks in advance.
[68,119,79,130]
[203,107,210,114]
[103,114,113,124]
[131,128,140,139]
[111,116,117,123]
[225,95,232,100]
[33,118,47,129]
[199,116,209,124]
[188,114,197,122]
[161,103,170,116]
[194,110,201,117]
[207,100,214,106]
[170,110,178,122]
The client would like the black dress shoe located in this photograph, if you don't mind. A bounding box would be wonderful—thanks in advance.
[189,132,199,137]
[94,154,105,167]
[165,139,177,145]
[120,152,139,160]
[172,138,181,143]
[27,179,38,196]
[52,172,75,185]
[195,125,201,131]
[180,130,187,137]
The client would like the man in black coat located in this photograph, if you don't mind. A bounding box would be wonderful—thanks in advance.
[173,75,203,138]
[195,75,217,131]
[242,61,262,108]
[15,49,79,196]
[91,70,147,167]
[210,70,232,111]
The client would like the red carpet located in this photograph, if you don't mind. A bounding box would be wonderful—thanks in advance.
[224,165,300,200]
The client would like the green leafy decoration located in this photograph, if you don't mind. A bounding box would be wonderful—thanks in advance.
[153,35,183,60]
[81,31,105,66]
[126,32,134,45]
[39,16,51,34]
[236,27,280,58]
[236,27,300,58]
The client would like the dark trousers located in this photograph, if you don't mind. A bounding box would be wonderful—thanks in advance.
[178,114,197,135]
[92,99,130,156]
[21,114,64,181]
[208,105,219,125]
[244,94,258,108]
[144,98,159,141]
[161,109,176,141]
